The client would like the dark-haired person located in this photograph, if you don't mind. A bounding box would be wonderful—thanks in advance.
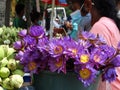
[78,0,91,32]
[30,11,43,26]
[68,0,91,39]
[84,0,120,90]
[13,3,27,29]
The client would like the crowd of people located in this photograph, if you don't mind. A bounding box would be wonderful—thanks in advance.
[13,0,120,90]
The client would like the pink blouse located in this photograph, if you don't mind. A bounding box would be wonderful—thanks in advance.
[90,17,120,90]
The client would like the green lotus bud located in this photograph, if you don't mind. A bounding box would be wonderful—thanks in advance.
[0,57,8,68]
[12,69,24,77]
[10,75,23,88]
[16,61,23,69]
[0,45,8,57]
[7,48,15,57]
[7,59,17,71]
[2,78,14,89]
[0,47,5,60]
[0,77,2,85]
[0,28,3,35]
[0,67,10,78]
[0,86,4,90]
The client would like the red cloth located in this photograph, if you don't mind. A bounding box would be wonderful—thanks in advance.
[41,0,68,6]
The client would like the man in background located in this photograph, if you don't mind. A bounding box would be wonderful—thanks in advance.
[13,3,27,29]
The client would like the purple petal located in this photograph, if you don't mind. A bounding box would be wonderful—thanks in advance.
[19,29,27,37]
[29,25,45,38]
[14,41,23,50]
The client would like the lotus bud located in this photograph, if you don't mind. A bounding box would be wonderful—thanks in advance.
[2,78,14,89]
[7,59,17,71]
[15,51,24,60]
[0,28,3,35]
[0,77,2,85]
[29,25,45,38]
[12,69,24,76]
[0,57,8,68]
[10,75,23,88]
[7,47,15,57]
[0,67,10,78]
[0,45,8,57]
[0,86,4,90]
[18,29,27,37]
[13,41,23,50]
[0,47,5,60]
[16,60,23,69]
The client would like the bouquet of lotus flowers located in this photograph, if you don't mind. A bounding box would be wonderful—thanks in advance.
[14,25,120,86]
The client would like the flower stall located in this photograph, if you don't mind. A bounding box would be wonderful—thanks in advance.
[0,26,24,90]
[13,25,120,90]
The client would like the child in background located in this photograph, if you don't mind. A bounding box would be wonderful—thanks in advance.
[13,3,27,29]
[30,11,43,26]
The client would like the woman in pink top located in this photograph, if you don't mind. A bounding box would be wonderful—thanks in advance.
[84,0,120,90]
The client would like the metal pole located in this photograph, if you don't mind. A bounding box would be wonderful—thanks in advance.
[42,2,48,28]
[36,0,40,12]
[50,0,55,39]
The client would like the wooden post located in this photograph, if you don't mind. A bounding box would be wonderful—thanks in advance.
[50,0,55,39]
[0,0,7,26]
[5,0,11,26]
[36,0,40,12]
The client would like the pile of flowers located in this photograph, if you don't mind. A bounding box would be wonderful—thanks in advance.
[0,26,21,45]
[0,45,24,90]
[14,25,120,86]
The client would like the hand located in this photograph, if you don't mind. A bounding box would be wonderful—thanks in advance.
[65,21,72,30]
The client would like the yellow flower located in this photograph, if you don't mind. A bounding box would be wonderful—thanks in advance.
[28,61,37,71]
[54,46,63,54]
[80,54,89,63]
[79,68,91,79]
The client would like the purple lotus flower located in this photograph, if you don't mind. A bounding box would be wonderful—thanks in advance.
[15,51,24,60]
[48,56,67,74]
[64,39,84,58]
[37,37,49,52]
[48,38,66,58]
[111,55,120,67]
[74,52,90,65]
[79,31,96,40]
[23,35,37,46]
[14,41,23,50]
[90,48,108,65]
[99,45,116,58]
[18,29,27,37]
[21,48,43,73]
[78,40,91,49]
[102,68,117,82]
[75,65,98,86]
[29,25,45,38]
